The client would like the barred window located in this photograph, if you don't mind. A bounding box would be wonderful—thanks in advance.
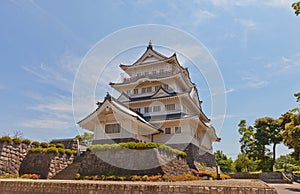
[144,107,152,113]
[105,124,121,134]
[146,87,152,93]
[175,127,181,134]
[142,88,147,94]
[163,84,169,90]
[134,89,139,95]
[155,85,161,91]
[165,104,175,111]
[165,128,171,134]
[134,107,141,112]
[153,106,161,112]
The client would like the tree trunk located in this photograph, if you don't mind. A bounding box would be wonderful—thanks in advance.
[271,143,276,172]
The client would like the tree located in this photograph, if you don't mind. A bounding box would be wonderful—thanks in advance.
[275,154,300,172]
[234,153,258,172]
[238,118,283,172]
[292,2,300,16]
[254,117,283,171]
[214,150,235,173]
[238,120,255,155]
[281,110,300,160]
[281,93,300,160]
[295,92,300,102]
[75,132,94,145]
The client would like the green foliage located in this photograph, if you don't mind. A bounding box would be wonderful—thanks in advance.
[12,138,22,145]
[76,132,94,145]
[281,110,300,160]
[40,142,49,148]
[55,143,65,149]
[49,144,56,147]
[88,142,187,158]
[80,174,202,181]
[0,174,19,179]
[238,117,284,172]
[275,154,300,172]
[21,139,31,145]
[214,150,235,173]
[234,153,258,172]
[29,147,43,153]
[292,1,300,16]
[0,136,12,144]
[31,141,40,147]
[46,147,58,154]
[57,148,65,154]
[65,149,76,155]
[75,173,80,180]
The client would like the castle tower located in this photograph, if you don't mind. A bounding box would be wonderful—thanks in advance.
[77,42,220,167]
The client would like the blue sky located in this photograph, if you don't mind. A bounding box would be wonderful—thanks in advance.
[0,0,299,159]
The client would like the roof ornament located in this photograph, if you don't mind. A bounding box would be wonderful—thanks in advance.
[147,40,152,49]
[105,92,111,101]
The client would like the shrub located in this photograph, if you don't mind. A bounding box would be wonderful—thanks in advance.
[21,139,31,145]
[31,141,40,147]
[12,138,22,145]
[88,142,186,158]
[40,142,49,148]
[46,147,58,154]
[49,144,56,147]
[0,136,12,144]
[29,147,43,153]
[65,149,73,155]
[57,148,65,154]
[0,174,18,179]
[55,143,65,149]
[21,174,40,179]
[75,173,81,180]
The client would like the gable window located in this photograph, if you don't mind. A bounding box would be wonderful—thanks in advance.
[134,89,139,95]
[126,90,131,95]
[153,106,161,112]
[144,107,152,113]
[134,107,141,112]
[141,88,147,94]
[165,104,175,111]
[105,124,121,133]
[155,85,161,91]
[175,127,181,134]
[146,87,152,93]
[165,128,171,134]
[163,84,169,90]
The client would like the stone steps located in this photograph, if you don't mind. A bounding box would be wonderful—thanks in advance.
[51,156,83,180]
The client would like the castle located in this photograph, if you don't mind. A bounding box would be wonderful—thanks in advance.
[77,42,220,168]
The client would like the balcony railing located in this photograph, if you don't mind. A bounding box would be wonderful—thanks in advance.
[123,70,174,83]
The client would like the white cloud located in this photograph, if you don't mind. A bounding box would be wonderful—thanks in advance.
[225,88,235,94]
[19,119,71,129]
[264,53,300,73]
[22,51,81,92]
[241,74,270,88]
[235,19,257,30]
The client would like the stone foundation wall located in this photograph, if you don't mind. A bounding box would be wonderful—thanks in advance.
[79,148,190,176]
[0,180,278,194]
[19,152,74,179]
[168,143,217,168]
[0,142,31,175]
[50,138,79,151]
